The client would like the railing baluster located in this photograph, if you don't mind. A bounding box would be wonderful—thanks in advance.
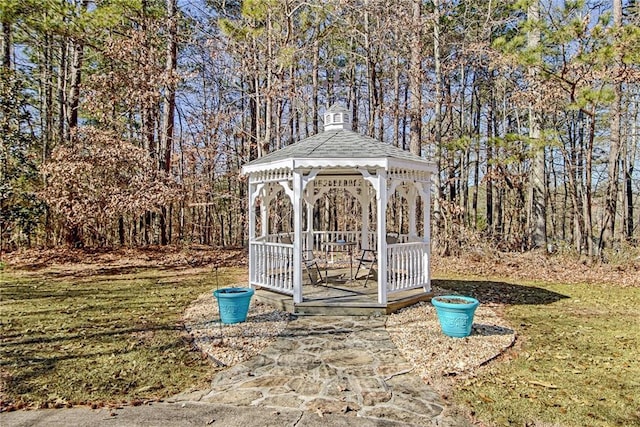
[276,245,281,289]
[402,247,408,289]
[288,245,293,290]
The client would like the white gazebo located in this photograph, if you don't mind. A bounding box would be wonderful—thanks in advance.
[242,104,436,310]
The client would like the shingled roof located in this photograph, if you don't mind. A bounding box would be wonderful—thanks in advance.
[243,104,433,173]
[247,129,428,165]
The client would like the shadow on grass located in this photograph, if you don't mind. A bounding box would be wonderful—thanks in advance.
[433,279,569,305]
[472,323,515,336]
[0,323,181,351]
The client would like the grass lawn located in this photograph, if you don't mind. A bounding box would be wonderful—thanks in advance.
[441,278,640,427]
[2,257,639,427]
[0,266,243,409]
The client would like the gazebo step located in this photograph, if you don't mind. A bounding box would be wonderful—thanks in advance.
[254,289,296,312]
[385,291,433,313]
[254,288,433,316]
[294,304,388,316]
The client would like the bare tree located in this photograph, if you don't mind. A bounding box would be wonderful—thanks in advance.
[527,0,547,249]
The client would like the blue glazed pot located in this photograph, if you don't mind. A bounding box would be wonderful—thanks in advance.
[213,287,255,324]
[431,295,480,338]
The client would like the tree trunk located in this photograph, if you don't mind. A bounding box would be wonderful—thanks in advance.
[364,2,375,137]
[248,76,258,161]
[392,55,400,147]
[486,78,494,232]
[624,157,634,242]
[349,59,358,131]
[253,40,263,158]
[409,0,422,156]
[66,39,83,139]
[472,83,481,229]
[119,216,125,246]
[263,10,272,155]
[161,0,177,174]
[527,0,547,249]
[0,20,9,252]
[312,39,319,135]
[575,109,587,253]
[1,20,10,69]
[584,110,596,257]
[289,64,295,144]
[66,1,88,142]
[601,0,623,251]
[624,102,638,242]
[432,0,443,236]
[159,0,178,245]
[41,32,54,161]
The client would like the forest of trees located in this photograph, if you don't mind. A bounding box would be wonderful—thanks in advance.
[0,0,638,259]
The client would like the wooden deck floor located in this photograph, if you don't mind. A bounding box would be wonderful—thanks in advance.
[254,266,433,316]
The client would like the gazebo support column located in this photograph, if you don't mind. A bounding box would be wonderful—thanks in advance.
[304,180,315,251]
[376,170,388,305]
[306,202,313,250]
[248,182,257,286]
[261,190,272,237]
[407,186,418,238]
[419,181,431,292]
[360,193,370,250]
[302,170,320,253]
[293,171,303,303]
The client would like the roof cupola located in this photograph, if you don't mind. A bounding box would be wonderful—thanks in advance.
[323,103,351,131]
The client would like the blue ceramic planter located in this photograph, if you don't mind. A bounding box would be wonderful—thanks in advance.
[213,287,254,324]
[432,295,480,338]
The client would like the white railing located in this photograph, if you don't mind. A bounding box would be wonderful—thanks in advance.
[257,231,378,252]
[255,233,289,244]
[250,235,429,297]
[308,231,376,252]
[386,242,429,293]
[249,241,293,295]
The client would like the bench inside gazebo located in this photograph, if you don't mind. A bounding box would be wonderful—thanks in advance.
[242,104,436,315]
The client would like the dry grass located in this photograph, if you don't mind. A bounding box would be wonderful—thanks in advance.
[432,248,640,288]
[443,279,640,427]
[0,263,244,410]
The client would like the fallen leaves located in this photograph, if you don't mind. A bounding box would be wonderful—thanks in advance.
[528,380,559,390]
[432,251,640,288]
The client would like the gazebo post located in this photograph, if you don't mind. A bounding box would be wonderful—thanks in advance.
[376,169,388,305]
[248,182,257,286]
[305,182,314,251]
[359,190,370,250]
[292,170,303,304]
[407,186,418,239]
[261,190,270,238]
[422,180,431,291]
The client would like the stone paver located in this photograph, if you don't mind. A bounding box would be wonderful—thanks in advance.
[170,315,470,426]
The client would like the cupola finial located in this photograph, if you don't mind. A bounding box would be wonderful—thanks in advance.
[323,103,351,131]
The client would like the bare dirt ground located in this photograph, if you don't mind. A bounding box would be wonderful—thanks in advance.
[432,249,640,287]
[3,245,638,286]
[1,246,247,281]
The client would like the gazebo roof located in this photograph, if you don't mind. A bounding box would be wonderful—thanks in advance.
[242,105,435,174]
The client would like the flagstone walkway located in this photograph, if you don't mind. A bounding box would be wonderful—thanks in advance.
[170,315,471,426]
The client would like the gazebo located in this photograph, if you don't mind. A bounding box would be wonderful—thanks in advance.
[242,104,436,312]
